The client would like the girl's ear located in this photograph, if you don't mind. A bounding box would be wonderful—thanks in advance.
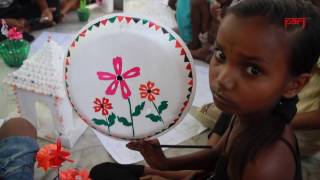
[283,73,311,98]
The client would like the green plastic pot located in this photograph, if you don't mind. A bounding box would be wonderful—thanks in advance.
[0,39,30,67]
[77,8,90,22]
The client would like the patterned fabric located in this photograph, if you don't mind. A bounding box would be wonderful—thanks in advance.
[296,60,320,157]
[295,59,320,180]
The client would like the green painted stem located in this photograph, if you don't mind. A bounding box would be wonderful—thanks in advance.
[152,101,165,126]
[128,98,135,137]
[106,116,110,134]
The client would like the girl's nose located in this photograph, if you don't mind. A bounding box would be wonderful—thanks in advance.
[216,66,236,91]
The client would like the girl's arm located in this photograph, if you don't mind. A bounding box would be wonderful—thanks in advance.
[127,129,229,170]
[127,139,220,170]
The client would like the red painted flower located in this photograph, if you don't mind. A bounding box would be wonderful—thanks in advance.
[36,138,74,171]
[97,56,140,99]
[139,81,160,101]
[60,168,91,180]
[93,97,113,116]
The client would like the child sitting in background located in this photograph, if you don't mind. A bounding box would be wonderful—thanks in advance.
[0,0,61,32]
[90,0,320,179]
[169,0,211,50]
[191,0,237,62]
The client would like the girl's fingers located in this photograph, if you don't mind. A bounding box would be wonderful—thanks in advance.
[126,141,140,150]
[147,138,160,145]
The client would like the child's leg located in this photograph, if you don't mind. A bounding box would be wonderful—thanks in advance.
[0,118,37,139]
[61,0,79,17]
[199,0,211,34]
[189,0,202,49]
[189,0,211,50]
[0,118,39,179]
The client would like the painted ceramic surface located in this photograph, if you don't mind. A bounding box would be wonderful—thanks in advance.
[64,14,196,140]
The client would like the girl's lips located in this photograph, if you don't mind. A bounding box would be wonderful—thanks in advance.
[212,91,234,105]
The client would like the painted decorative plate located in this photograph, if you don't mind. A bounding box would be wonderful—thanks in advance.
[64,13,196,140]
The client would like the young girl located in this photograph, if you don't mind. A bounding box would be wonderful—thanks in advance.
[90,0,320,179]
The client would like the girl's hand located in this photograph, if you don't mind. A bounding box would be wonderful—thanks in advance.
[127,139,168,169]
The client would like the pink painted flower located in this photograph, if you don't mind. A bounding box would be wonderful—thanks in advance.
[7,27,22,40]
[93,97,113,116]
[60,168,91,180]
[97,56,140,99]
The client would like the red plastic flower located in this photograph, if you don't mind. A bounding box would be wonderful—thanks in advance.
[93,97,113,116]
[97,56,140,99]
[7,27,22,40]
[60,168,91,180]
[139,81,160,101]
[36,138,74,171]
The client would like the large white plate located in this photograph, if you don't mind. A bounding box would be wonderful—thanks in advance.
[64,13,196,140]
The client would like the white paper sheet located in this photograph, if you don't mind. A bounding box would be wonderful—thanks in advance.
[93,114,206,164]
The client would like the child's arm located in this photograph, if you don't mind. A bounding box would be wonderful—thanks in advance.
[127,133,227,171]
[127,139,220,170]
[291,108,320,129]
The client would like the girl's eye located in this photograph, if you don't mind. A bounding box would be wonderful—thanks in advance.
[246,66,261,76]
[214,49,226,63]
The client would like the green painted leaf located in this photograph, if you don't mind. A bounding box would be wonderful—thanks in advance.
[132,101,145,116]
[117,116,132,126]
[158,101,168,114]
[107,113,116,127]
[145,114,161,122]
[92,118,108,126]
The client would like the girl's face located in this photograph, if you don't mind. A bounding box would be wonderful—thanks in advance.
[209,15,293,117]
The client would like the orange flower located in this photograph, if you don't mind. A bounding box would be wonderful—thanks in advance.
[60,168,91,180]
[36,138,74,171]
[93,97,113,115]
[139,81,160,101]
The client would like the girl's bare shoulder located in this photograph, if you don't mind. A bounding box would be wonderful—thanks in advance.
[241,125,297,180]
